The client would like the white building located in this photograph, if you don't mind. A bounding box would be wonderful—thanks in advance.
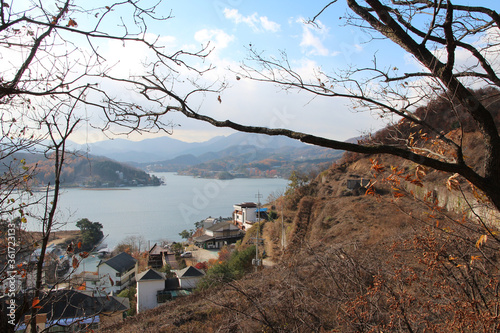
[177,266,205,289]
[233,202,258,231]
[97,252,137,295]
[136,269,167,313]
[136,266,205,313]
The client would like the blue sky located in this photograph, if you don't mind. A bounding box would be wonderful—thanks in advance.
[66,0,500,144]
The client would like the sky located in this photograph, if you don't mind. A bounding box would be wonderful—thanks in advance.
[67,0,403,143]
[7,0,500,144]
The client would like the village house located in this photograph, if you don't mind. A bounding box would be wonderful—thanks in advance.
[97,252,137,295]
[147,243,168,269]
[14,289,129,332]
[232,202,267,231]
[193,219,244,249]
[136,266,205,313]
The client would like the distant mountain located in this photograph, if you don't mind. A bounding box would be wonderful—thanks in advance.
[72,133,309,164]
[144,141,343,178]
[20,152,162,187]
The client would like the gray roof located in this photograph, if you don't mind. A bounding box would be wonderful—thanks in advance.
[234,202,257,208]
[137,269,165,281]
[193,235,214,242]
[99,252,136,273]
[177,266,205,278]
[206,220,239,232]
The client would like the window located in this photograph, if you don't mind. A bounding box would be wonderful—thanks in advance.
[157,290,172,304]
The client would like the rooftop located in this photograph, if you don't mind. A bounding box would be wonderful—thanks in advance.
[99,252,136,273]
[234,202,257,208]
[137,269,165,282]
[177,266,205,278]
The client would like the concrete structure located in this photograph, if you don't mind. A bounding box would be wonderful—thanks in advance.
[346,178,370,190]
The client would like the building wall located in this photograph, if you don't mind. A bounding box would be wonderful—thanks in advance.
[97,263,137,295]
[234,206,257,224]
[97,264,118,295]
[136,279,164,313]
[178,276,202,290]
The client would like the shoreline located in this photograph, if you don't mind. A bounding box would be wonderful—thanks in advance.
[79,188,131,191]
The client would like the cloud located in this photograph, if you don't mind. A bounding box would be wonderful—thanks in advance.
[297,18,331,56]
[223,8,280,33]
[194,29,234,50]
[259,16,281,33]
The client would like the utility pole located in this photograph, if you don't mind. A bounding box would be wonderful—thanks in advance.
[252,191,264,272]
[281,203,285,250]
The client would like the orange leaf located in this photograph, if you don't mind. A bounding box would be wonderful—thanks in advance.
[79,251,89,258]
[476,235,488,249]
[109,276,114,286]
[72,256,79,269]
[371,160,385,173]
[365,186,375,196]
[410,179,423,187]
[217,95,222,103]
[67,19,78,27]
[393,191,405,198]
[470,255,481,264]
[32,297,42,309]
[77,241,82,249]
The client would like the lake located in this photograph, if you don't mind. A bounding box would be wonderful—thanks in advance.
[27,173,288,250]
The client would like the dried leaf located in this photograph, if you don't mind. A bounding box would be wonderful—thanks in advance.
[470,255,482,264]
[476,234,488,249]
[410,179,423,187]
[217,95,222,103]
[67,19,78,27]
[72,256,79,269]
[446,173,460,191]
[370,160,385,173]
[32,297,42,309]
[77,241,82,249]
[79,251,89,258]
[109,276,114,286]
[365,185,376,196]
[415,165,427,179]
[393,191,405,198]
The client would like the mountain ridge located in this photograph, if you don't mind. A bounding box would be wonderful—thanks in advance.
[70,132,313,164]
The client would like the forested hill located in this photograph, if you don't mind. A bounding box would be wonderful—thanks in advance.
[18,153,161,188]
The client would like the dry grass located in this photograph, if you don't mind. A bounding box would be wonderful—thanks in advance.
[100,152,500,332]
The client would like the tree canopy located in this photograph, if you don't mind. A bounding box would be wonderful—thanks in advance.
[76,218,104,251]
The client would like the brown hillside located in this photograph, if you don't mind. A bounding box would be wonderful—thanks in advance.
[100,149,500,332]
[101,90,500,332]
